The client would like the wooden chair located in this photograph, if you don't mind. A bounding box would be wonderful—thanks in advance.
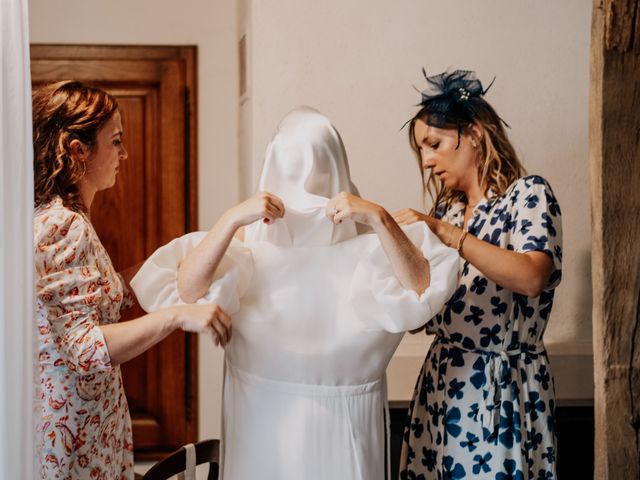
[141,439,220,480]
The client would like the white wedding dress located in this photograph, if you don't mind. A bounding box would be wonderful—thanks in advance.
[132,107,458,480]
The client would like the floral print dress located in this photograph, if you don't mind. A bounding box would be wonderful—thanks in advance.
[34,196,135,480]
[399,175,563,480]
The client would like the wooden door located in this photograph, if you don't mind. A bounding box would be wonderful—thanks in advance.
[31,45,198,460]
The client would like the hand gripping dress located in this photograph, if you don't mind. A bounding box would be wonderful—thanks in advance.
[131,107,460,480]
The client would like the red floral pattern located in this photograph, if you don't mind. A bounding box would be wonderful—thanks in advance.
[34,197,135,479]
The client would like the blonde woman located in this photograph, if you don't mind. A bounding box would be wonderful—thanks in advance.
[396,70,562,480]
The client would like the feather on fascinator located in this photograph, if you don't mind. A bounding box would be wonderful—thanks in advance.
[411,69,509,148]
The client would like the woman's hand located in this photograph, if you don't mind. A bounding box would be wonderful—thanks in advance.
[171,303,232,347]
[326,193,430,295]
[225,191,285,229]
[326,192,384,226]
[101,303,232,366]
[393,208,459,249]
[392,208,430,226]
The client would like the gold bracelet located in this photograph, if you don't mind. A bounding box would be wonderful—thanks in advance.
[456,230,468,252]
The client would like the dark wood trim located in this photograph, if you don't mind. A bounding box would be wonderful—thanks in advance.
[31,44,195,61]
[181,49,198,443]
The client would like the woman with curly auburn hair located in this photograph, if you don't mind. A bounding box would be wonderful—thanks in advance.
[395,70,563,480]
[32,80,119,211]
[32,80,232,479]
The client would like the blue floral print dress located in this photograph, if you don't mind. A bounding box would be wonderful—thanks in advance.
[399,175,562,480]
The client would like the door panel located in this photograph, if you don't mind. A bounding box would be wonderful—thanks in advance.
[31,45,198,459]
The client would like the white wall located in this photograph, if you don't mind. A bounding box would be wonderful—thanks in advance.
[29,0,239,444]
[242,0,593,359]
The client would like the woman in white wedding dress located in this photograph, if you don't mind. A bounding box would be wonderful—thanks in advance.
[131,107,458,480]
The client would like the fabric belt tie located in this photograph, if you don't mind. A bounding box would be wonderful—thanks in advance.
[435,336,545,435]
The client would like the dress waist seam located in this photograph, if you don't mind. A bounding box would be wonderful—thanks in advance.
[225,360,383,397]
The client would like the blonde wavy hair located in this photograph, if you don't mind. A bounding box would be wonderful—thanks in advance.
[32,80,119,212]
[408,100,525,215]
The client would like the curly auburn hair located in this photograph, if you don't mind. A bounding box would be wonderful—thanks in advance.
[408,99,525,215]
[32,80,119,212]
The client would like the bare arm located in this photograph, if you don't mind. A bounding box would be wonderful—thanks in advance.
[177,213,239,303]
[100,303,231,366]
[456,232,552,297]
[327,193,430,294]
[393,209,553,297]
[177,192,285,303]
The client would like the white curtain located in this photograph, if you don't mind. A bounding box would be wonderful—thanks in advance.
[0,0,35,479]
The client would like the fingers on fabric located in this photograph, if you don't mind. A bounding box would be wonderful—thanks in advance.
[179,304,231,347]
[208,305,231,346]
[263,203,282,224]
[209,328,220,347]
[398,210,415,225]
[393,209,424,225]
[326,192,354,224]
[210,321,226,347]
[333,208,352,224]
[325,199,338,222]
[325,204,345,224]
[391,209,407,224]
[325,201,336,220]
[257,192,285,224]
[217,307,232,342]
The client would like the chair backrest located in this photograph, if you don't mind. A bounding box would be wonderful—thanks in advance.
[142,439,220,480]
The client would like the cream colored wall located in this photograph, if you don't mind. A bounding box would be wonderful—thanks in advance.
[29,0,238,442]
[242,0,593,399]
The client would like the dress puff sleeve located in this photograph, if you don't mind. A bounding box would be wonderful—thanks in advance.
[510,175,563,289]
[348,222,459,333]
[130,232,254,314]
[34,210,113,375]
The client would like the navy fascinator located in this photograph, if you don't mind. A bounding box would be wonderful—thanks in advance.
[410,68,508,148]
